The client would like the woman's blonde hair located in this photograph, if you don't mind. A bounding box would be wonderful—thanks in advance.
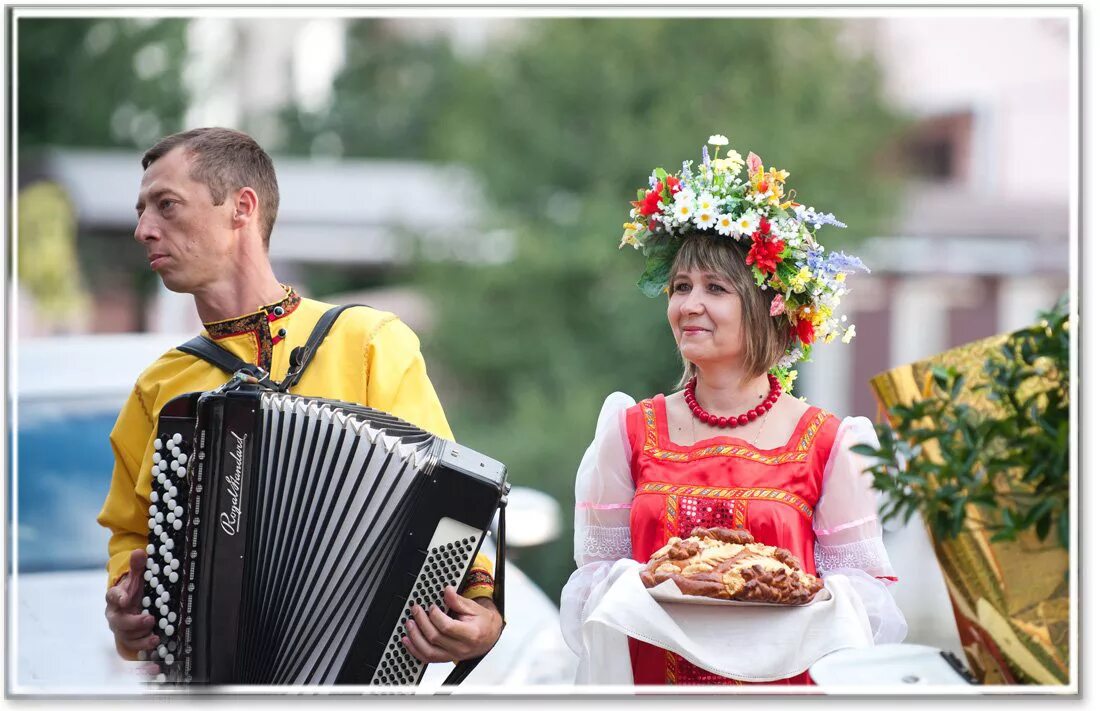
[668,232,791,389]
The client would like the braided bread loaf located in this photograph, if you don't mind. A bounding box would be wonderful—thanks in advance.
[640,527,823,604]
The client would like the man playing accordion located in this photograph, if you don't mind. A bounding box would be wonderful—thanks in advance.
[97,128,503,675]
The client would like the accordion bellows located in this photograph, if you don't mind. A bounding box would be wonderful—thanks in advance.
[141,385,507,685]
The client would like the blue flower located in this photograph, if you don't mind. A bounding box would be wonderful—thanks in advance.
[682,160,694,179]
[825,251,870,274]
[793,205,847,230]
[701,145,711,174]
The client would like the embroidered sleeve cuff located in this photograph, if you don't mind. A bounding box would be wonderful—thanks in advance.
[459,568,495,600]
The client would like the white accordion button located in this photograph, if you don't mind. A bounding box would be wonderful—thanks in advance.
[158,618,167,630]
[157,473,166,485]
[152,452,162,465]
[168,572,179,584]
[170,559,180,570]
[166,513,176,524]
[174,506,184,517]
[168,486,178,498]
[146,557,154,570]
[153,438,163,451]
[171,448,181,460]
[156,584,165,595]
[143,570,152,582]
[156,673,166,683]
[154,525,164,537]
[170,461,179,472]
[147,517,156,529]
[151,466,159,477]
[154,512,164,524]
[166,539,175,551]
[165,624,175,636]
[151,563,160,576]
[167,611,177,623]
[143,597,151,608]
[178,454,188,465]
[177,468,187,479]
[165,654,174,666]
[148,505,157,516]
[172,433,182,445]
[172,519,183,530]
[158,644,167,658]
[150,492,159,503]
[159,460,169,472]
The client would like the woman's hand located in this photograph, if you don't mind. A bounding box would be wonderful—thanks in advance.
[401,585,503,663]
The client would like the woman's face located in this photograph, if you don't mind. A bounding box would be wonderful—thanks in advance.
[667,266,745,369]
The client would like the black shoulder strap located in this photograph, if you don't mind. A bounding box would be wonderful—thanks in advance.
[176,335,277,388]
[278,304,366,392]
[442,496,508,687]
[176,304,367,392]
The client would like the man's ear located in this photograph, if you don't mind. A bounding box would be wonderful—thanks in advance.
[231,187,260,229]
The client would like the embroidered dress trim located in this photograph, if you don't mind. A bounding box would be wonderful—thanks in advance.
[639,481,814,521]
[581,525,632,560]
[640,398,829,465]
[814,536,893,574]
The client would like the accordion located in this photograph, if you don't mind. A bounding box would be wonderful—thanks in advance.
[139,380,508,685]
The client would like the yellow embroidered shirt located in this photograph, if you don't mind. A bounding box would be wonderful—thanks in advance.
[97,288,494,600]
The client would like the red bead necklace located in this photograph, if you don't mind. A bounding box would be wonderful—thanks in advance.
[684,374,782,428]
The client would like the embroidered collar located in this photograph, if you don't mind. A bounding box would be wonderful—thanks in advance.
[202,285,302,371]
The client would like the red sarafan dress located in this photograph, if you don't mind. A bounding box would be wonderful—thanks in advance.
[625,395,837,685]
[559,392,904,687]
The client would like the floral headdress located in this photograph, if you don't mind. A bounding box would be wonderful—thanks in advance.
[620,134,868,392]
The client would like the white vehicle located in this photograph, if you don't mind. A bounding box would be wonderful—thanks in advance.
[11,334,577,693]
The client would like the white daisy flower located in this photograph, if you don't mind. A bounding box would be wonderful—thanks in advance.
[715,213,737,237]
[694,209,717,230]
[734,211,759,236]
[695,192,717,215]
[672,192,696,224]
[841,324,857,344]
[708,134,729,146]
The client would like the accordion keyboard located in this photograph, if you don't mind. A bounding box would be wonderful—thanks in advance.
[139,428,194,681]
[371,517,484,686]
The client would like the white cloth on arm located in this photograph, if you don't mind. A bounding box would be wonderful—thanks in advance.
[813,416,908,644]
[560,392,637,663]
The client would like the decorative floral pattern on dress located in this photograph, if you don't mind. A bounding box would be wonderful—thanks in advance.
[639,481,814,521]
[621,135,868,392]
[581,525,633,560]
[640,398,830,465]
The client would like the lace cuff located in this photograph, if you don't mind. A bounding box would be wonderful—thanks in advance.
[581,525,632,562]
[815,536,896,581]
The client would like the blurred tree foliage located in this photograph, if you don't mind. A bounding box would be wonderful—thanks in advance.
[18,18,188,153]
[282,18,908,596]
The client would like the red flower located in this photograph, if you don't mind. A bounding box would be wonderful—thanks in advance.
[757,216,771,235]
[746,232,785,274]
[796,318,815,345]
[633,188,662,216]
[664,176,681,195]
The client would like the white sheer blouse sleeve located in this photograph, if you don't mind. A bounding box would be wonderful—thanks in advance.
[560,392,637,657]
[813,416,907,644]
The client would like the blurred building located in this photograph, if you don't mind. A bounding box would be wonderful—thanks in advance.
[801,16,1072,419]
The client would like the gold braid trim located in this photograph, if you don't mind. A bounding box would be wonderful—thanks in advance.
[133,385,154,428]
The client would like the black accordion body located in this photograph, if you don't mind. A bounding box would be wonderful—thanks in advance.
[140,381,507,685]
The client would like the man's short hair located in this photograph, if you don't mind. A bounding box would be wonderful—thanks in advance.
[142,128,280,247]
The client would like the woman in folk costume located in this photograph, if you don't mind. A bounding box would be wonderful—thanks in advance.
[560,135,907,686]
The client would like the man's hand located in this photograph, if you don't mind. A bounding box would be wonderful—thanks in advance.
[105,548,159,660]
[401,586,503,664]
